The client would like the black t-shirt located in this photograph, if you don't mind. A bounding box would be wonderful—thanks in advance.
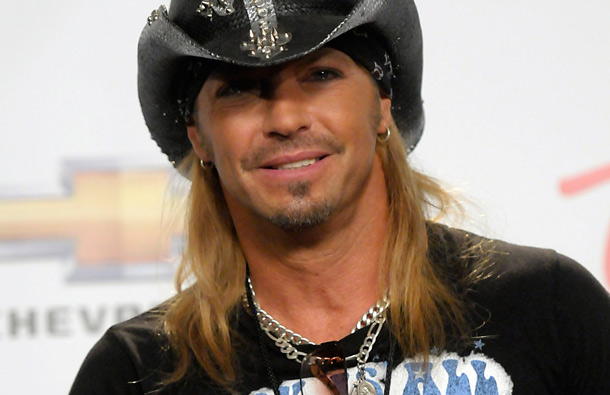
[70,226,610,394]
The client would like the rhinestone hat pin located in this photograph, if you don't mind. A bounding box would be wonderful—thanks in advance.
[239,0,292,59]
[195,0,292,60]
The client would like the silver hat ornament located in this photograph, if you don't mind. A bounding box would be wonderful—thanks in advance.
[239,0,292,59]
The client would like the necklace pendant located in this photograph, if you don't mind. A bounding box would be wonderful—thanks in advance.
[355,380,376,395]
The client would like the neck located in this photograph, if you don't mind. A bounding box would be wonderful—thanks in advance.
[231,160,389,343]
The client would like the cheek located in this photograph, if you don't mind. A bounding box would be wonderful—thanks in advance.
[196,131,215,161]
[204,115,260,176]
[317,88,381,142]
[209,135,241,175]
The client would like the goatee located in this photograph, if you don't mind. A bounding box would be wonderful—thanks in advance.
[268,181,334,231]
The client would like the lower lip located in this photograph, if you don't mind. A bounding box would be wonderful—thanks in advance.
[255,156,330,182]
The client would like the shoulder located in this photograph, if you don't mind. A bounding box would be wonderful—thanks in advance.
[70,306,172,395]
[430,223,610,392]
[105,306,168,351]
[427,221,603,290]
[429,222,610,347]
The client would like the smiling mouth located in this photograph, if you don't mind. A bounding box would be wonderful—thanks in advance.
[266,156,327,170]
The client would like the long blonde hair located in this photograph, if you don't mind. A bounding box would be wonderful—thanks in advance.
[163,123,475,387]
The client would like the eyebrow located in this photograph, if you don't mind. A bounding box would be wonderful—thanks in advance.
[210,48,346,80]
[209,65,256,80]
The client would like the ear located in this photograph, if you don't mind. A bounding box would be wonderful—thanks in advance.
[377,94,393,135]
[187,122,214,162]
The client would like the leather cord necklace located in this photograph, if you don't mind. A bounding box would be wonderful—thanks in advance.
[245,273,281,395]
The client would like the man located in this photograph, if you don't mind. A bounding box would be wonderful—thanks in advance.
[71,1,610,394]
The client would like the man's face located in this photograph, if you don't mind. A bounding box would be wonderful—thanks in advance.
[188,48,392,231]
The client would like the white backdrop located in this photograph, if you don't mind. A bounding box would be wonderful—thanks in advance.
[0,1,608,394]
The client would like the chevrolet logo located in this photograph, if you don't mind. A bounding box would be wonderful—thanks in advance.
[0,160,183,281]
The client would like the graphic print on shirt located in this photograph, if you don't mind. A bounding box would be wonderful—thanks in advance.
[250,352,514,395]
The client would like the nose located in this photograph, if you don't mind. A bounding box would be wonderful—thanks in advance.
[261,82,311,138]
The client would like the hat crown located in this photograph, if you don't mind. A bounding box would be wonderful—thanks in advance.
[167,0,360,63]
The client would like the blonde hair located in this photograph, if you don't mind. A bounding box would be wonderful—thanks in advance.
[163,122,475,388]
[377,123,470,357]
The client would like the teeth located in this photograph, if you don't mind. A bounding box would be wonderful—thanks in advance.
[275,158,317,170]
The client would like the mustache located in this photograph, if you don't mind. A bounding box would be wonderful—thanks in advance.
[241,134,345,170]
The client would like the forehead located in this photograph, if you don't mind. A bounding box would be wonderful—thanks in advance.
[207,47,355,81]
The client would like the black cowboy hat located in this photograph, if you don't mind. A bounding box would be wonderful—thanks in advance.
[138,0,424,166]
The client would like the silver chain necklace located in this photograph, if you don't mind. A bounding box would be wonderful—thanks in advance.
[352,319,385,395]
[244,276,389,395]
[243,277,389,343]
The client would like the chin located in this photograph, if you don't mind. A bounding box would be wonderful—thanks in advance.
[267,200,334,232]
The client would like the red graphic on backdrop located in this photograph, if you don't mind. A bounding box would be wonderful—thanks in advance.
[559,163,610,288]
[559,163,610,195]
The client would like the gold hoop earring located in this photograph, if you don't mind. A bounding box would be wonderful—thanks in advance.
[199,159,214,170]
[377,127,391,143]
